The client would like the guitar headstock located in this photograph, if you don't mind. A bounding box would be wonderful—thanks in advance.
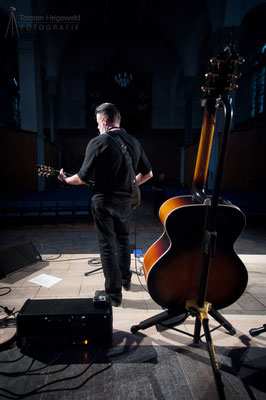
[36,164,56,177]
[202,43,245,98]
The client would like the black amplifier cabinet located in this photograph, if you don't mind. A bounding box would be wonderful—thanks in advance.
[16,298,113,348]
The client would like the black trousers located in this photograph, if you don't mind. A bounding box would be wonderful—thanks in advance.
[92,194,132,301]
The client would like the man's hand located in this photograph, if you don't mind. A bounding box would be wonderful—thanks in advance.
[136,170,153,186]
[58,169,86,186]
[58,168,67,182]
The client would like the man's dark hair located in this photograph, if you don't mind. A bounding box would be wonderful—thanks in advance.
[95,103,121,123]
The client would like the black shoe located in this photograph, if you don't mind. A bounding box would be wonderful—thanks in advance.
[110,297,122,307]
[122,280,131,291]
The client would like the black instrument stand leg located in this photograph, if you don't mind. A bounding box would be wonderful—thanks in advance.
[131,310,171,333]
[202,318,226,400]
[209,308,236,335]
[131,306,187,334]
[193,317,202,345]
[84,267,102,276]
[249,323,266,337]
[186,301,226,399]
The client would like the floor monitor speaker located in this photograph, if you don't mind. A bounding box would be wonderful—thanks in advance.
[0,241,42,279]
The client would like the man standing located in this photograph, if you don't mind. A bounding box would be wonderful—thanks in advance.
[58,103,153,306]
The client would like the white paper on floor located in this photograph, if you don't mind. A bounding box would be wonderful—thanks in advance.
[28,274,62,288]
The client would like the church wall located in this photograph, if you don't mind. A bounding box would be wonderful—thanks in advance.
[138,133,183,184]
[184,143,198,189]
[222,127,266,191]
[184,126,266,193]
[0,128,38,192]
[0,128,58,192]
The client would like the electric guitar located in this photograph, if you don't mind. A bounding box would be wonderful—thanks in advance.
[143,45,248,311]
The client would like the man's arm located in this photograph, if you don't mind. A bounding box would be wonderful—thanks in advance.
[58,169,86,185]
[136,171,153,186]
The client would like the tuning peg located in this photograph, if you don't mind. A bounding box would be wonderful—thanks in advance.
[201,86,215,95]
[205,72,219,80]
[225,84,239,91]
[229,72,241,79]
[232,56,245,64]
[210,57,217,65]
[210,57,225,69]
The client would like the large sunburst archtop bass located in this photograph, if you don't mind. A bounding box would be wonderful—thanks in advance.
[143,46,248,311]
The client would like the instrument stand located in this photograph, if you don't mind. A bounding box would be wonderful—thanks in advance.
[249,323,266,337]
[131,94,236,400]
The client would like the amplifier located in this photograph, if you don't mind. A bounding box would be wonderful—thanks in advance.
[16,297,113,347]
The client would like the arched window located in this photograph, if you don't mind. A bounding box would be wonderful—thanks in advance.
[249,44,266,118]
[12,75,21,126]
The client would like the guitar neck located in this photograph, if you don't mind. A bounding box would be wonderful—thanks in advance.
[53,169,72,177]
[191,99,217,203]
[37,165,94,186]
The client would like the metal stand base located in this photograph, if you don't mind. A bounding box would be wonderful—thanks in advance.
[131,301,235,400]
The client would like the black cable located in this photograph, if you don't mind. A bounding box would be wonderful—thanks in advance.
[0,306,15,315]
[0,287,11,296]
[0,353,25,364]
[0,352,65,377]
[38,243,62,261]
[0,342,110,399]
[0,363,112,399]
[0,332,17,352]
[0,289,15,319]
[0,316,17,328]
[45,257,89,262]
[0,299,19,352]
[41,254,62,261]
[40,246,99,263]
[0,311,18,353]
[87,258,101,266]
[132,203,149,294]
[85,258,102,276]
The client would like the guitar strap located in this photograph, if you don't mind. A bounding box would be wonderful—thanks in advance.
[108,130,141,209]
[109,132,134,174]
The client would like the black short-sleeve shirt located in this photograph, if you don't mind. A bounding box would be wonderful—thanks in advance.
[77,129,152,196]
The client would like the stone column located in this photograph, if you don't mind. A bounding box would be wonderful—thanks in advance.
[17,33,45,190]
[183,76,198,146]
[179,146,185,186]
[47,77,58,144]
[180,76,198,185]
